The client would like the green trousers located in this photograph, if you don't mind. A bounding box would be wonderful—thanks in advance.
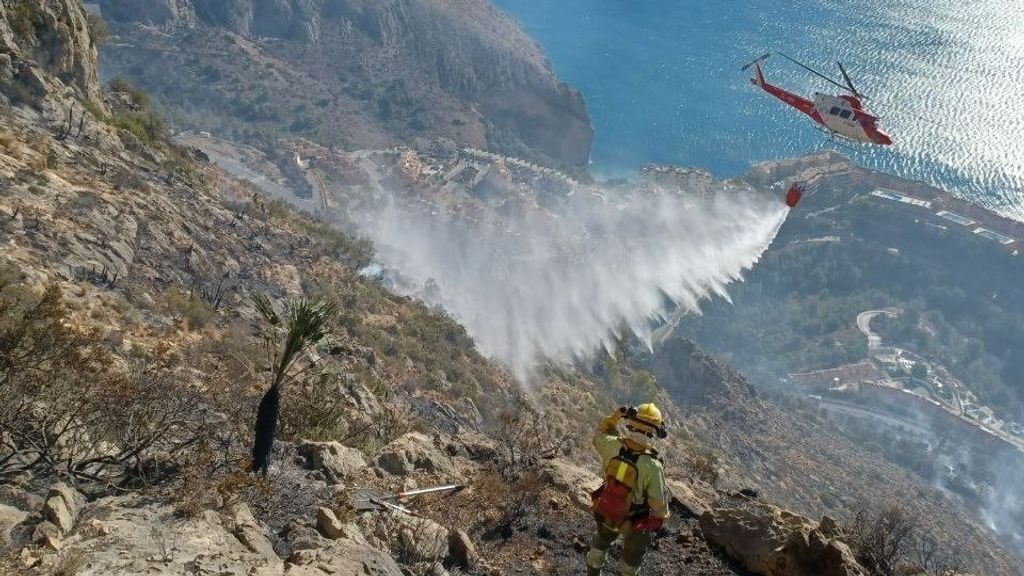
[586,519,652,575]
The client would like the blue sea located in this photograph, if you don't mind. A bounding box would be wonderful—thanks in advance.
[493,0,1024,222]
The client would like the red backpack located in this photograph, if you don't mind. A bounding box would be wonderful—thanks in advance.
[591,447,642,526]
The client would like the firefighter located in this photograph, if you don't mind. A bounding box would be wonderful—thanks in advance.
[587,403,669,576]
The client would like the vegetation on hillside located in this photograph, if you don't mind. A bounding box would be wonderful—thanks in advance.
[680,195,1024,418]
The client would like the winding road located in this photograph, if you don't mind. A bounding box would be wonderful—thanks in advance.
[856,309,897,349]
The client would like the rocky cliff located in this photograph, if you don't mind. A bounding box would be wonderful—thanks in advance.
[1,0,101,103]
[95,0,594,166]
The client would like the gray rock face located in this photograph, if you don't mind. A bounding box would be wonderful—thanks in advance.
[285,537,403,576]
[51,497,284,575]
[0,52,12,81]
[97,0,593,165]
[538,458,601,509]
[0,0,102,102]
[646,336,756,404]
[287,521,326,552]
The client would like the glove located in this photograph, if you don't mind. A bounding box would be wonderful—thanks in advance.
[618,406,638,418]
[632,517,664,532]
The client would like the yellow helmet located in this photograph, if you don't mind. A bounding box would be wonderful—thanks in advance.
[635,403,663,427]
[626,403,667,439]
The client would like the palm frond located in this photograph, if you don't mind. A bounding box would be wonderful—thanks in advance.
[275,298,337,383]
[252,293,280,326]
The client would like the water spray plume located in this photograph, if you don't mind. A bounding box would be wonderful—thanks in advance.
[358,180,789,382]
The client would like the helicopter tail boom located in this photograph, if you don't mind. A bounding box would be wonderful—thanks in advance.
[749,62,822,124]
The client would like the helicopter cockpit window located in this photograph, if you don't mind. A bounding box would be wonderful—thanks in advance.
[829,106,841,115]
[838,109,852,119]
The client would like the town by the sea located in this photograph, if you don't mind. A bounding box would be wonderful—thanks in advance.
[494,0,1024,222]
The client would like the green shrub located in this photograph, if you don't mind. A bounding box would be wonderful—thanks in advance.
[82,98,105,119]
[111,110,166,146]
[109,77,152,110]
[164,287,216,330]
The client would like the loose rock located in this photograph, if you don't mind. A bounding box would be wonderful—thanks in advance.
[298,441,368,484]
[699,502,868,576]
[376,433,453,477]
[43,483,85,535]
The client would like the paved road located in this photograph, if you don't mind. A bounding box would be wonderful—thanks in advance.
[856,309,897,349]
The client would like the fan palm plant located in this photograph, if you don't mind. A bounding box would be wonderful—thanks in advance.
[251,294,337,475]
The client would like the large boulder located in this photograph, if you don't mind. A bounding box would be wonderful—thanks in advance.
[297,441,368,484]
[699,503,868,576]
[315,507,363,542]
[361,511,449,565]
[666,477,712,517]
[447,528,478,570]
[375,432,453,477]
[397,516,449,563]
[228,503,276,558]
[43,483,86,535]
[32,521,62,551]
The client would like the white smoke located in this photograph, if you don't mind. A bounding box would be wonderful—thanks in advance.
[357,180,788,382]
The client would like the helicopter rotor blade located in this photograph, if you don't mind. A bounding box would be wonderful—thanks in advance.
[836,61,867,99]
[776,52,854,94]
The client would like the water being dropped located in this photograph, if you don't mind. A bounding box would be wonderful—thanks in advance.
[357,180,788,382]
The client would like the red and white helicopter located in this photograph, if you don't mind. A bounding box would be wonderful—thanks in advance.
[743,52,892,147]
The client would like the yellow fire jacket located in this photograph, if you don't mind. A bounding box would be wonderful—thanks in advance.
[592,410,670,521]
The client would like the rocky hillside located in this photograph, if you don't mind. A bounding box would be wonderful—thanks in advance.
[94,0,594,168]
[646,338,1021,575]
[1,2,1019,576]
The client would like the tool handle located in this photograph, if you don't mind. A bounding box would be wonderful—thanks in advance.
[394,484,465,500]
